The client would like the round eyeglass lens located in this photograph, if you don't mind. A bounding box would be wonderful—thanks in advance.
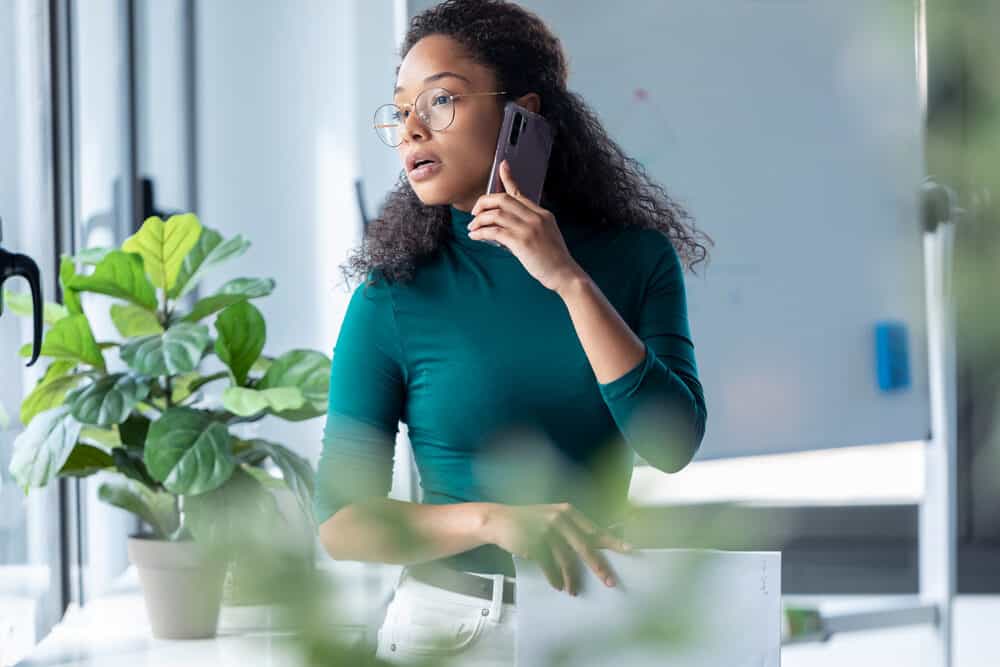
[373,87,455,146]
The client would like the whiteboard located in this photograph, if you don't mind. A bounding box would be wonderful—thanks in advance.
[408,0,930,459]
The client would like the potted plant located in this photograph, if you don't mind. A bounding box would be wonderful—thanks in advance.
[3,213,326,639]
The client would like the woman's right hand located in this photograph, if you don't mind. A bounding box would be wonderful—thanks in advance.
[481,502,633,596]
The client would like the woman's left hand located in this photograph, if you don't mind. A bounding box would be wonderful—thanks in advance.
[468,159,583,293]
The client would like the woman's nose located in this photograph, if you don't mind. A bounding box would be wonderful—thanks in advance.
[402,107,429,141]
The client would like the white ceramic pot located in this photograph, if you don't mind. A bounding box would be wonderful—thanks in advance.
[126,535,227,639]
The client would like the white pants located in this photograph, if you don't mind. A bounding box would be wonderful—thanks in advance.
[375,568,517,666]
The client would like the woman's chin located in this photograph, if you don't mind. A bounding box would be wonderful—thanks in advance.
[411,184,455,206]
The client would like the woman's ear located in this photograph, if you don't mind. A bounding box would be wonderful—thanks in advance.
[515,93,541,114]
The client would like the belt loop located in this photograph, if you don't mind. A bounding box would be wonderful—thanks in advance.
[489,573,504,622]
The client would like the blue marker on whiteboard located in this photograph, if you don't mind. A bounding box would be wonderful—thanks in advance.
[874,320,911,392]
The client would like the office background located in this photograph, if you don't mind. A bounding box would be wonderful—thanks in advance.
[1,0,998,665]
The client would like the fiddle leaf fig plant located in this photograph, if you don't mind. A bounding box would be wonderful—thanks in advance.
[3,213,325,546]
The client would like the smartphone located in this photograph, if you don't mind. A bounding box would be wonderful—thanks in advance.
[480,101,555,249]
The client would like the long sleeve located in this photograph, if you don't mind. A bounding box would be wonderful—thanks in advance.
[312,271,407,532]
[596,239,707,473]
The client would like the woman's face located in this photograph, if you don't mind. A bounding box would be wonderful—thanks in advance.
[393,34,538,212]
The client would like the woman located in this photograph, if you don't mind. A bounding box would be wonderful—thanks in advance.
[314,0,712,664]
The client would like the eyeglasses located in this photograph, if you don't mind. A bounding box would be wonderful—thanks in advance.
[373,86,508,147]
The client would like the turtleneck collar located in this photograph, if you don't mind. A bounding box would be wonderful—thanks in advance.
[447,204,598,257]
[447,205,513,257]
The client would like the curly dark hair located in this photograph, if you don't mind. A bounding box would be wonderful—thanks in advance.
[340,0,713,288]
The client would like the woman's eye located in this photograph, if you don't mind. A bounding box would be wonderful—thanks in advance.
[432,95,449,106]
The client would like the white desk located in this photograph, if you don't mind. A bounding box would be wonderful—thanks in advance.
[18,560,404,667]
[18,561,980,667]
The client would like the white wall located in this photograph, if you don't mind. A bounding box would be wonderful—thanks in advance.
[194,0,381,462]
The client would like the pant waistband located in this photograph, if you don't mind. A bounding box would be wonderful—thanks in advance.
[404,561,517,605]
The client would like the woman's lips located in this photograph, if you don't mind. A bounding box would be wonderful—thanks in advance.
[409,161,442,182]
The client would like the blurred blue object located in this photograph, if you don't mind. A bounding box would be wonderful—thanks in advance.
[874,320,911,392]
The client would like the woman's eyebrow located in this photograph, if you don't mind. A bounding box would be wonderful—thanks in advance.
[394,71,472,95]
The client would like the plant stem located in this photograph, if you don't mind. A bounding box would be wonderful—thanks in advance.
[160,287,169,323]
[158,287,176,409]
[168,494,186,541]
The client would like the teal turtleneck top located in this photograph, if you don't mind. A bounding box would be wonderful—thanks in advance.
[313,204,707,576]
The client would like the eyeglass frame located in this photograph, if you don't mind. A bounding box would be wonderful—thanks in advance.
[373,87,509,147]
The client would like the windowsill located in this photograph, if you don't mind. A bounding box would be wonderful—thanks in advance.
[19,559,403,666]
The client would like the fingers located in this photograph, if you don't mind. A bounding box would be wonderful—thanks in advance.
[565,508,634,554]
[471,188,538,220]
[555,515,616,588]
[546,531,580,595]
[532,542,564,592]
[596,531,634,553]
[467,208,527,235]
[466,219,515,249]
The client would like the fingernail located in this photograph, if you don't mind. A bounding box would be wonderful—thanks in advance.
[605,576,615,587]
[467,222,473,229]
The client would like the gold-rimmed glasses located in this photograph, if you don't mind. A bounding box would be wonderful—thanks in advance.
[373,87,507,147]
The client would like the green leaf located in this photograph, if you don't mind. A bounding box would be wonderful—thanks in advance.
[20,360,86,426]
[58,444,115,477]
[222,387,305,418]
[257,403,325,422]
[185,371,229,394]
[21,374,87,426]
[119,322,210,376]
[144,406,234,495]
[1,288,70,325]
[38,314,105,371]
[79,425,122,448]
[59,256,83,315]
[233,438,270,465]
[31,359,78,386]
[67,250,157,310]
[98,479,178,539]
[214,301,265,386]
[184,466,282,549]
[169,370,227,404]
[65,373,151,426]
[110,303,164,338]
[242,439,315,525]
[169,372,199,403]
[169,227,251,300]
[70,246,113,265]
[111,447,158,488]
[117,413,150,451]
[250,355,273,375]
[240,463,287,490]
[8,405,83,492]
[181,277,275,323]
[257,349,331,420]
[122,214,203,291]
[18,340,91,360]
